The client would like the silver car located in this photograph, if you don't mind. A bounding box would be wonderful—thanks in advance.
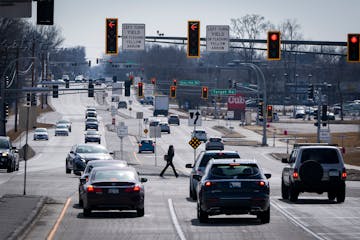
[205,137,224,150]
[55,124,69,136]
[33,128,49,140]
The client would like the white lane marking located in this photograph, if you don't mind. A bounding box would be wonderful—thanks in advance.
[168,198,186,240]
[17,154,43,175]
[271,200,326,240]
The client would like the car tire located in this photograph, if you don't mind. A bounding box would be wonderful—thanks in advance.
[189,183,197,200]
[83,208,91,217]
[85,140,87,143]
[7,162,13,173]
[336,183,346,203]
[79,195,83,207]
[197,202,208,223]
[98,141,101,144]
[289,184,299,202]
[138,150,141,153]
[257,207,270,224]
[328,191,336,201]
[136,208,145,217]
[152,150,154,153]
[66,161,71,174]
[281,179,289,200]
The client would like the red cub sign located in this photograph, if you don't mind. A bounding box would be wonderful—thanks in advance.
[227,94,246,110]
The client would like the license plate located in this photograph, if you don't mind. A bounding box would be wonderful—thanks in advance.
[108,188,119,194]
[329,170,339,177]
[230,182,241,188]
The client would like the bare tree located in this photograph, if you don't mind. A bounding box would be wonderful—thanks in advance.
[230,14,271,61]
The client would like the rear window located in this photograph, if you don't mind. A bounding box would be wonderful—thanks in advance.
[300,148,340,164]
[93,170,136,182]
[141,140,153,144]
[209,163,261,179]
[199,152,240,167]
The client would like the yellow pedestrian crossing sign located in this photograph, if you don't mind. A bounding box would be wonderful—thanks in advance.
[189,137,201,149]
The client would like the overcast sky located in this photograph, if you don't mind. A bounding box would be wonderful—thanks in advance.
[30,0,360,62]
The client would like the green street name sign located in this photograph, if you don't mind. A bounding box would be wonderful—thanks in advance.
[210,89,236,95]
[179,80,200,86]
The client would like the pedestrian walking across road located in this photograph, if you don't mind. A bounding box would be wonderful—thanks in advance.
[160,145,178,177]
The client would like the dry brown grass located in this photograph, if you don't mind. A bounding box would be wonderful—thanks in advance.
[7,105,55,142]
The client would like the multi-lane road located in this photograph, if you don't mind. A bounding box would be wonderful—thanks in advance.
[0,84,360,240]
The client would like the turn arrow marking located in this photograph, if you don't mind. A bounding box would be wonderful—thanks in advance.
[194,111,200,125]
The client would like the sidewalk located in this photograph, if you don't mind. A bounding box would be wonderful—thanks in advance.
[0,195,46,240]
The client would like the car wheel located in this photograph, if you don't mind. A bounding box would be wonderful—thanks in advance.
[152,150,155,153]
[336,183,346,203]
[138,150,141,153]
[83,208,91,217]
[328,191,336,201]
[66,161,71,174]
[16,162,19,171]
[78,194,83,207]
[281,179,289,200]
[197,202,208,223]
[257,207,270,224]
[85,140,87,143]
[136,208,145,217]
[7,162,13,173]
[98,141,101,144]
[289,184,299,202]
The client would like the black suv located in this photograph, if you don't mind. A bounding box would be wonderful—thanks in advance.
[281,144,346,203]
[0,136,19,172]
[185,150,240,200]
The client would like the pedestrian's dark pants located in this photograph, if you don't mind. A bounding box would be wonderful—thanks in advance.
[160,161,178,177]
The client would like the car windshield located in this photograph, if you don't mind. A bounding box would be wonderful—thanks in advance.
[58,120,69,124]
[209,164,261,179]
[0,139,10,149]
[86,131,98,135]
[199,153,240,167]
[76,145,108,154]
[56,124,68,129]
[86,118,98,123]
[35,128,47,133]
[300,148,340,164]
[93,170,136,182]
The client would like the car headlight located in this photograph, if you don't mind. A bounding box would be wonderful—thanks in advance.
[2,152,8,157]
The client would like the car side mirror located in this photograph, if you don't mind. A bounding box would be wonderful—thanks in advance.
[265,173,272,179]
[70,151,74,154]
[140,177,148,183]
[79,178,86,184]
[281,158,288,163]
[193,175,202,181]
[12,146,16,150]
[185,164,193,168]
[109,152,114,155]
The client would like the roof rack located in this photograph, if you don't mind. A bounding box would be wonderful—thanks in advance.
[293,143,339,148]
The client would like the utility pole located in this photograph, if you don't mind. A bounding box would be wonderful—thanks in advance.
[31,39,35,87]
[14,47,19,132]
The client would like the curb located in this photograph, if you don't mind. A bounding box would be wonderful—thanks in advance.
[8,195,47,240]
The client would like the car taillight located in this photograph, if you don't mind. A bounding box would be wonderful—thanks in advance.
[87,185,102,193]
[258,181,266,187]
[205,181,212,187]
[341,168,347,180]
[125,185,141,192]
[293,169,299,179]
[152,143,155,147]
[139,144,142,147]
[85,176,89,182]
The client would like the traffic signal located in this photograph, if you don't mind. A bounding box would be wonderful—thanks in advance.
[138,82,144,97]
[26,93,31,105]
[258,101,264,119]
[307,84,314,100]
[173,79,177,86]
[170,86,176,98]
[129,75,134,85]
[267,105,273,118]
[124,80,131,97]
[52,85,58,98]
[201,86,208,99]
[88,83,94,97]
[187,20,200,58]
[321,104,328,121]
[37,0,54,25]
[347,34,360,62]
[4,102,9,118]
[105,18,118,55]
[88,60,91,67]
[65,79,69,88]
[31,93,37,106]
[151,77,156,84]
[267,31,281,60]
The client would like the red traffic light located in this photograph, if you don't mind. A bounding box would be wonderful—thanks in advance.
[151,77,156,84]
[173,79,177,86]
[351,36,358,44]
[170,86,176,98]
[138,82,143,97]
[270,34,278,41]
[201,86,208,99]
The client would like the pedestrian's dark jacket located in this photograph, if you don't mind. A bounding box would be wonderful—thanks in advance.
[167,146,174,162]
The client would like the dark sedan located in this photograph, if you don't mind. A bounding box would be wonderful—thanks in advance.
[85,117,99,131]
[79,166,147,217]
[78,159,128,206]
[65,144,113,174]
[84,130,101,144]
[196,158,271,224]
